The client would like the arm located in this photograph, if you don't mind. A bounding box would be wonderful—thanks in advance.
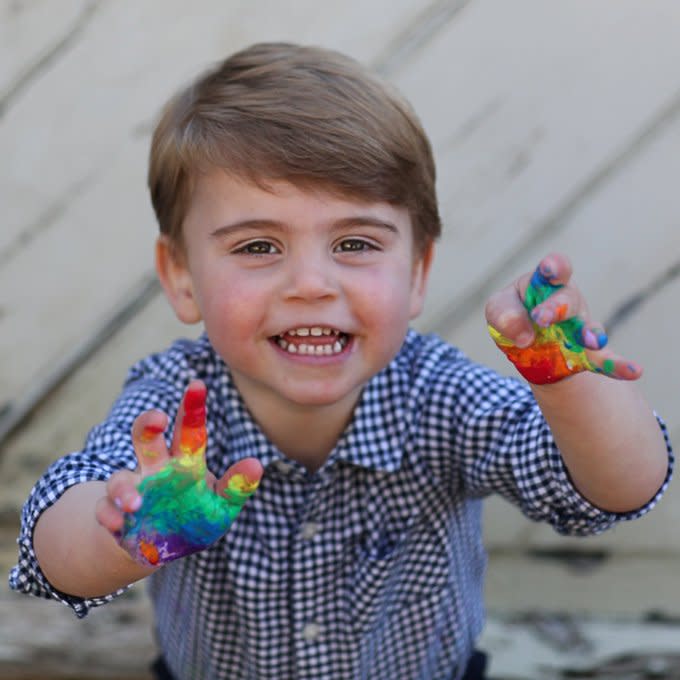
[532,372,667,512]
[487,253,669,513]
[34,481,154,598]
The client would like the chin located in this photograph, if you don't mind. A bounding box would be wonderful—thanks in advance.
[283,382,362,409]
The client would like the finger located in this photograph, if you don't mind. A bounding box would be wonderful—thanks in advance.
[216,457,264,504]
[106,469,143,514]
[533,253,573,288]
[586,349,643,381]
[131,409,170,476]
[170,380,207,460]
[522,253,573,312]
[95,496,126,534]
[486,284,535,348]
[528,292,607,351]
[528,289,578,328]
[577,320,609,351]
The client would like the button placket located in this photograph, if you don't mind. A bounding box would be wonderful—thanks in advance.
[291,478,330,677]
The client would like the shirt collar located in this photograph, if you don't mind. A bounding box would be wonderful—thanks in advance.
[329,348,412,472]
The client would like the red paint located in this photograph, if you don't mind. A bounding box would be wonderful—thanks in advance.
[182,384,206,428]
[140,423,165,443]
[498,341,577,384]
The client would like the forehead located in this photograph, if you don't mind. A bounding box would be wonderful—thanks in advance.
[183,168,413,236]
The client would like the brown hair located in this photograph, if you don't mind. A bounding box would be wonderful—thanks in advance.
[148,42,441,255]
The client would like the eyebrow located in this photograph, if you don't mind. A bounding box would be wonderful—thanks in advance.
[210,216,399,239]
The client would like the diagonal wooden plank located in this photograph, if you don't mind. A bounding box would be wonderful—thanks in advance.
[0,0,99,115]
[392,0,680,332]
[372,0,473,76]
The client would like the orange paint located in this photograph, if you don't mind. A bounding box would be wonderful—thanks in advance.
[139,539,160,565]
[553,303,569,323]
[497,340,575,384]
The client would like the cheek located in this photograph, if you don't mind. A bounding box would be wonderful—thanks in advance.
[351,267,414,323]
[196,274,265,339]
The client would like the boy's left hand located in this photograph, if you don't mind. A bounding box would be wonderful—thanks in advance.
[486,253,642,385]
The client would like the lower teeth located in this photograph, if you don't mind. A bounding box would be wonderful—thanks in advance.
[277,335,347,355]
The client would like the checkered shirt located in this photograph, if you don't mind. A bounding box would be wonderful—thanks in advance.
[9,330,673,679]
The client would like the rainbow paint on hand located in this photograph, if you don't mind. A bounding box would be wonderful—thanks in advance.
[489,265,611,385]
[118,385,260,566]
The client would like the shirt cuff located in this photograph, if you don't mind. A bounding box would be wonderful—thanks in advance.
[546,412,674,536]
[8,453,133,618]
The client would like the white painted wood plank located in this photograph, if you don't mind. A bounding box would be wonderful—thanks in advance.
[398,0,680,331]
[0,0,446,410]
[0,0,92,99]
[0,0,98,254]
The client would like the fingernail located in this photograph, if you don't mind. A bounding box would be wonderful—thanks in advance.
[122,493,142,512]
[516,332,533,348]
[624,362,641,377]
[531,307,554,328]
[582,328,608,350]
[539,261,556,280]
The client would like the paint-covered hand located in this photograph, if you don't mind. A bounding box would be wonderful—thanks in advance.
[96,380,263,567]
[486,253,642,384]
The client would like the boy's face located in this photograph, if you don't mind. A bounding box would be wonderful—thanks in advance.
[157,169,433,418]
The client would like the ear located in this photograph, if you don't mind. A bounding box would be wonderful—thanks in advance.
[409,241,435,319]
[155,236,202,324]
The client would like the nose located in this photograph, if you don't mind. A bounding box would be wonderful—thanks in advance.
[281,248,338,301]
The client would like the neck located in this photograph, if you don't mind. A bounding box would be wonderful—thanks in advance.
[234,383,362,473]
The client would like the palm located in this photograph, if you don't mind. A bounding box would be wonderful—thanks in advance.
[117,383,261,566]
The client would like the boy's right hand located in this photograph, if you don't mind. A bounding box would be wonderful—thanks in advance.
[95,380,263,567]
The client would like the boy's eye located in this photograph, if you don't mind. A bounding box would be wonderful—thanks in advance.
[335,238,376,253]
[234,240,279,255]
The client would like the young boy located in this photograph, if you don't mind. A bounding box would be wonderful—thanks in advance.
[10,43,672,680]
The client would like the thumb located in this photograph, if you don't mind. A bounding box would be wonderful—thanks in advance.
[216,458,263,506]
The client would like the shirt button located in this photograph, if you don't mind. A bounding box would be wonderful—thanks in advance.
[273,460,292,475]
[300,522,320,540]
[302,622,322,641]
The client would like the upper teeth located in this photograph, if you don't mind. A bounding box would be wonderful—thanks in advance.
[284,327,337,337]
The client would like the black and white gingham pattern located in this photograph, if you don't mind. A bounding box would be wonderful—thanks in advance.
[9,330,673,679]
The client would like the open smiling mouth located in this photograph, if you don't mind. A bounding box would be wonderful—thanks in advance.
[273,327,351,356]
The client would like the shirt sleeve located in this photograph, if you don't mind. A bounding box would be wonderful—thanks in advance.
[8,350,186,618]
[449,360,674,536]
